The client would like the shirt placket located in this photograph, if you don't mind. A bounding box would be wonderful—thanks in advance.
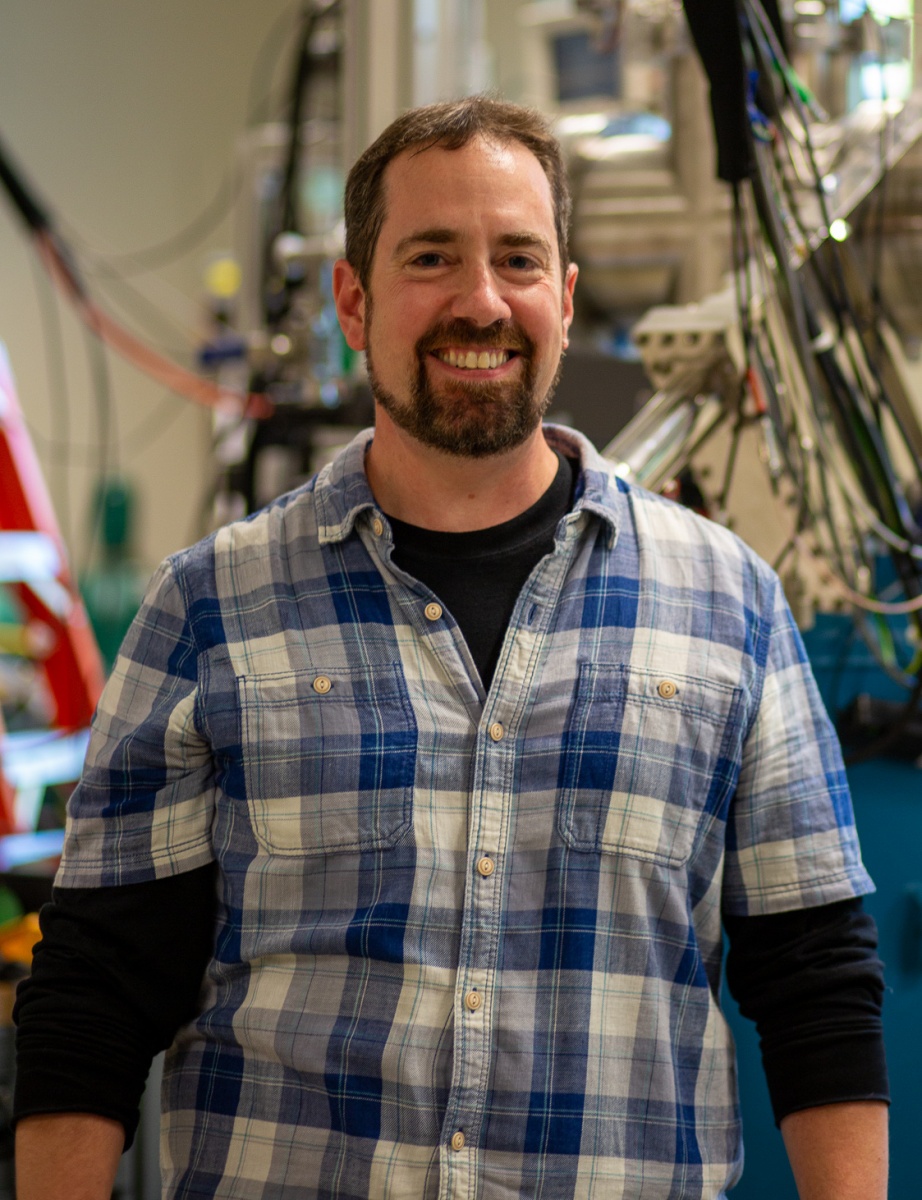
[438,517,584,1200]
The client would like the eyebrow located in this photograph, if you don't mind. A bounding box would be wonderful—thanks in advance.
[499,232,553,258]
[393,228,553,260]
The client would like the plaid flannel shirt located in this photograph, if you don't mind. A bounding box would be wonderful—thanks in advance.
[58,426,873,1199]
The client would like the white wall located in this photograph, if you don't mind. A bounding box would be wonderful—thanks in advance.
[0,0,295,573]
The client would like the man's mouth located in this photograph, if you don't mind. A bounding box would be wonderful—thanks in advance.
[434,348,516,370]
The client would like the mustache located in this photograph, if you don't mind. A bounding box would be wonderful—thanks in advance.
[415,320,534,357]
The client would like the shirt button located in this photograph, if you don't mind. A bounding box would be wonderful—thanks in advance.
[424,602,442,621]
[312,675,332,694]
[451,1131,466,1152]
[489,722,505,742]
[465,990,482,1012]
[657,679,678,699]
[371,517,385,537]
[477,856,495,877]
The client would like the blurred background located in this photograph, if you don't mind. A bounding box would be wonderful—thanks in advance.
[2,2,921,1195]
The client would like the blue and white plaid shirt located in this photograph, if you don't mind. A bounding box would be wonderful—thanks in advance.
[59,426,872,1199]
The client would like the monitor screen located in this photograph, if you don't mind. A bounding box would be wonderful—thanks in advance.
[552,30,621,103]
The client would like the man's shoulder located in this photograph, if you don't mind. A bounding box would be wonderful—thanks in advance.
[622,479,783,625]
[166,429,376,583]
[626,477,768,564]
[166,478,321,583]
[548,423,777,585]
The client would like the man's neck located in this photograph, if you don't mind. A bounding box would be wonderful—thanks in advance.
[364,413,560,532]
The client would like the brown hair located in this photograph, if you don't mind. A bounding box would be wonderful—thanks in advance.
[343,95,571,289]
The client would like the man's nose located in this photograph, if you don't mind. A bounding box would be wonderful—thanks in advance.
[450,263,512,326]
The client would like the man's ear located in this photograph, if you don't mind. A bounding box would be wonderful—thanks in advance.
[332,259,367,351]
[561,262,578,350]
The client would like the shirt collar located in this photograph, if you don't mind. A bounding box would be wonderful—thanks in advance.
[314,424,624,546]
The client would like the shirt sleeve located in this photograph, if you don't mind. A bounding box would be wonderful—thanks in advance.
[13,864,218,1149]
[56,556,217,888]
[721,574,875,916]
[724,897,889,1123]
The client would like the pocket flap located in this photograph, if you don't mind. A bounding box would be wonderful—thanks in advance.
[237,664,416,856]
[558,663,743,866]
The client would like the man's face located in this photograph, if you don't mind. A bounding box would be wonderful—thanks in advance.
[337,135,577,459]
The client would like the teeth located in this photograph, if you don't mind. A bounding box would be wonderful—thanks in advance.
[438,349,510,370]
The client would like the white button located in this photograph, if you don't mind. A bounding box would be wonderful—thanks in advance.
[489,722,505,742]
[465,990,482,1012]
[657,679,677,700]
[424,602,442,621]
[372,517,385,537]
[312,675,332,694]
[477,856,495,878]
[451,1130,465,1151]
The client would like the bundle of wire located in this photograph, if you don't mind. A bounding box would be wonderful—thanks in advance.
[728,0,922,688]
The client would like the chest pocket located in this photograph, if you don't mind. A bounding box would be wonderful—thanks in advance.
[558,663,744,867]
[237,664,417,856]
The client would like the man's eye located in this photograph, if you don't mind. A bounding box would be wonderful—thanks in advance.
[411,252,445,267]
[505,254,540,271]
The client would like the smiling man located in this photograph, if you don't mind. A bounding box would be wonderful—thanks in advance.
[14,97,887,1200]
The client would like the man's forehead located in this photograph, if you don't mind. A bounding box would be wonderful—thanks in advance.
[382,135,547,199]
[377,135,555,237]
[390,132,524,167]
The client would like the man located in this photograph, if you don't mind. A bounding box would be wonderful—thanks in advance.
[14,97,887,1199]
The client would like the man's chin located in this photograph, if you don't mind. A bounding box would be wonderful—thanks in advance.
[419,431,533,459]
[409,407,544,458]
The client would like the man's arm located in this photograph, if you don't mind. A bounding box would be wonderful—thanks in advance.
[781,1101,888,1200]
[14,866,217,1143]
[725,899,889,1196]
[13,554,218,1190]
[15,1113,124,1200]
[724,898,888,1107]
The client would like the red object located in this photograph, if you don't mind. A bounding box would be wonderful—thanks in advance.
[0,708,16,834]
[746,364,768,417]
[0,344,106,833]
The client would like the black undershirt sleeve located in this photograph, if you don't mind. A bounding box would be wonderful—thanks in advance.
[724,896,889,1124]
[13,862,217,1149]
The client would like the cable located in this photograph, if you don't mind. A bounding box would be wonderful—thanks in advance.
[78,316,116,576]
[277,6,319,239]
[745,10,922,544]
[120,393,190,460]
[247,2,307,126]
[87,268,198,360]
[727,0,922,695]
[0,130,271,417]
[21,392,187,466]
[67,3,305,277]
[35,231,271,417]
[27,255,74,549]
[67,168,241,277]
[261,0,341,327]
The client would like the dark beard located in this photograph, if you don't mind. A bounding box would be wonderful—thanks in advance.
[366,316,562,459]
